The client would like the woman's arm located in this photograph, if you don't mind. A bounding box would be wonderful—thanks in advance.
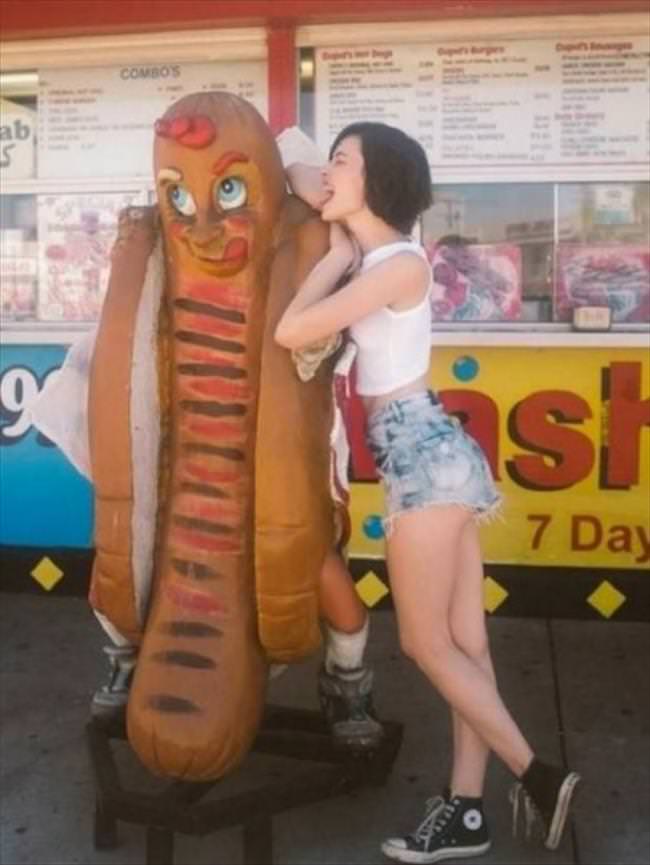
[275,126,328,210]
[275,233,429,350]
[285,163,328,211]
[275,242,353,349]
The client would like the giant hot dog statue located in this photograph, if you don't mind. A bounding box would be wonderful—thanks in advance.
[87,92,337,781]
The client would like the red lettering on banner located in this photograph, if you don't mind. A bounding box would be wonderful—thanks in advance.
[345,362,648,493]
[348,388,500,482]
[602,362,650,489]
[347,367,375,482]
[506,391,594,490]
[439,390,500,480]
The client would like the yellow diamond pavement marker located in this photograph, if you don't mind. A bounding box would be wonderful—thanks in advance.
[30,557,64,592]
[483,575,508,614]
[356,570,390,608]
[587,580,626,619]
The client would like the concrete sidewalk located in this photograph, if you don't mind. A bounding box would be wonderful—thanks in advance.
[1,593,648,865]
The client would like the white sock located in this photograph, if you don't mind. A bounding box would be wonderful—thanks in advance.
[324,616,369,677]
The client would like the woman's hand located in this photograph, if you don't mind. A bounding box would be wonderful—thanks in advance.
[285,163,329,211]
[329,222,362,277]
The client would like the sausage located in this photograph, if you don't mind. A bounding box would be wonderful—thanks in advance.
[89,93,335,781]
[121,93,333,780]
[126,222,269,779]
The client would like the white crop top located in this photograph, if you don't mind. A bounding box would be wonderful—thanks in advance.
[349,240,432,396]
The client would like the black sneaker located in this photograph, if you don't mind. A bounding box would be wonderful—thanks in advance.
[382,794,491,863]
[318,664,384,749]
[90,645,137,721]
[510,758,581,850]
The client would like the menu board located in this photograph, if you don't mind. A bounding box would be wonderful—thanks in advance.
[315,45,436,158]
[315,35,650,182]
[38,61,268,179]
[37,191,146,320]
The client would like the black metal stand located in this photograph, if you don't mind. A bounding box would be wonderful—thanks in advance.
[86,705,403,865]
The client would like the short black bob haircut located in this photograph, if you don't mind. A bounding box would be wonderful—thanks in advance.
[329,122,432,235]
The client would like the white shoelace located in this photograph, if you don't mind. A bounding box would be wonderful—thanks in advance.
[413,796,454,846]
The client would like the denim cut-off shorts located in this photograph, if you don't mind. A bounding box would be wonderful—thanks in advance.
[366,390,502,534]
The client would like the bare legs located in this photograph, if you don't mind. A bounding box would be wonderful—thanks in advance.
[319,548,367,633]
[448,522,495,796]
[316,549,383,747]
[386,507,534,787]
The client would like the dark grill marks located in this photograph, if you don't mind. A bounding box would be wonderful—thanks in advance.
[161,621,223,638]
[179,482,228,499]
[180,400,246,417]
[174,298,246,324]
[152,650,216,670]
[183,443,245,461]
[149,287,250,735]
[172,558,222,580]
[173,515,234,535]
[148,695,200,714]
[177,363,246,379]
[175,330,244,353]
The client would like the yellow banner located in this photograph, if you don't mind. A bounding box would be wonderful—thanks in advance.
[348,346,650,569]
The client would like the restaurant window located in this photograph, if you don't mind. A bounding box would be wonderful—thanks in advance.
[1,71,149,328]
[420,181,650,324]
[555,182,649,323]
[421,183,554,323]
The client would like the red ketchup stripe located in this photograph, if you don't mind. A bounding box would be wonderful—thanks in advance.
[181,463,240,484]
[175,348,240,367]
[172,528,243,554]
[180,281,250,310]
[174,495,243,524]
[175,346,248,367]
[184,419,247,440]
[164,582,227,616]
[183,379,250,400]
[175,312,244,339]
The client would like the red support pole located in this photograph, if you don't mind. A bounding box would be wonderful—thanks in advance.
[267,24,297,135]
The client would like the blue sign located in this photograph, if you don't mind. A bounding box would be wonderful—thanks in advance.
[0,344,93,548]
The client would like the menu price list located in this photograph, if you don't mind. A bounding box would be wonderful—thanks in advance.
[315,36,649,180]
[557,39,650,162]
[38,62,268,179]
[315,46,437,161]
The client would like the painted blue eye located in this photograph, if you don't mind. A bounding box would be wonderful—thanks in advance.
[168,185,196,217]
[216,176,247,210]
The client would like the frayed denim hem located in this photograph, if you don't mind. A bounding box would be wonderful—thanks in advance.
[382,494,504,538]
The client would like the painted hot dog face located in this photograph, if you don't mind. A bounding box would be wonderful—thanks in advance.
[154,101,284,284]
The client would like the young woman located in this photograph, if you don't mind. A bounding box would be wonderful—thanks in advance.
[276,122,580,863]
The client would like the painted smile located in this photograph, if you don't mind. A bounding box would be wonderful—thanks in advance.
[190,238,249,276]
